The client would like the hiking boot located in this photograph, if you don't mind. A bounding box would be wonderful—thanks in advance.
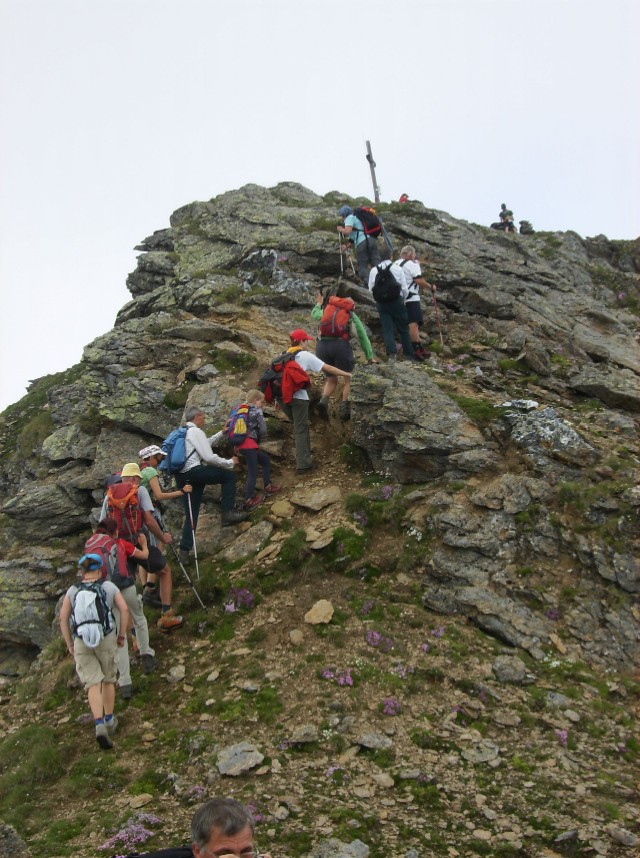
[178,549,191,565]
[263,483,282,496]
[142,588,162,609]
[120,684,133,700]
[417,346,431,359]
[296,464,315,474]
[411,349,426,362]
[157,610,184,632]
[243,495,264,511]
[387,355,397,365]
[338,401,351,421]
[221,509,249,527]
[141,654,158,675]
[106,715,118,736]
[317,396,330,421]
[95,723,114,750]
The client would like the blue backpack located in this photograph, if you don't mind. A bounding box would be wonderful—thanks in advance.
[224,404,250,445]
[158,427,195,475]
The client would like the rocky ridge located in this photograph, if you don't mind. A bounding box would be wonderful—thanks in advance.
[0,183,638,857]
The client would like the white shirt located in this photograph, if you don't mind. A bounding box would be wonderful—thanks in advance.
[291,350,325,400]
[396,258,422,302]
[183,423,234,471]
[367,260,409,300]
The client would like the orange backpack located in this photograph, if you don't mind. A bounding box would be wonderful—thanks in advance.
[319,296,355,341]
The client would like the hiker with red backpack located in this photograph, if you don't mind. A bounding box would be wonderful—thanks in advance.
[337,204,381,283]
[173,406,248,563]
[100,463,184,633]
[227,390,282,510]
[311,287,378,421]
[397,244,436,361]
[279,329,352,473]
[59,553,129,749]
[85,517,157,700]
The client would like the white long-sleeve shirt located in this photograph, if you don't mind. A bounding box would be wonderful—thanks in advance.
[182,423,234,472]
[367,260,409,300]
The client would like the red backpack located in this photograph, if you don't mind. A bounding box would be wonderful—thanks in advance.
[105,483,142,545]
[319,296,355,341]
[84,532,133,589]
[353,206,382,238]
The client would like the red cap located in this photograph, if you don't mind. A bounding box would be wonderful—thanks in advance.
[289,329,314,342]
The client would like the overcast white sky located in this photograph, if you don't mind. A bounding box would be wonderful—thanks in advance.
[1,0,639,412]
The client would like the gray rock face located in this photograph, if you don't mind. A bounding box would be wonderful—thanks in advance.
[0,182,637,672]
[0,824,32,858]
[350,367,486,482]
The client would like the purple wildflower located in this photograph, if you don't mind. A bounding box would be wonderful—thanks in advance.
[100,815,159,851]
[431,626,445,638]
[555,729,569,747]
[617,292,627,301]
[365,629,382,647]
[392,663,413,679]
[353,511,369,526]
[321,668,353,687]
[382,697,402,716]
[325,765,342,777]
[360,599,374,616]
[546,609,560,621]
[224,601,236,613]
[228,588,255,610]
[420,642,430,653]
[321,669,335,680]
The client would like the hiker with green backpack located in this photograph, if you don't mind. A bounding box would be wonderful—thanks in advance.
[311,286,378,421]
[59,553,129,749]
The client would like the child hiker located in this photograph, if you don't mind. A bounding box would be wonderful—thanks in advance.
[59,554,129,749]
[233,389,282,510]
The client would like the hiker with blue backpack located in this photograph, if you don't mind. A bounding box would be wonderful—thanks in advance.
[337,204,381,282]
[59,553,129,749]
[168,406,248,564]
[226,390,282,511]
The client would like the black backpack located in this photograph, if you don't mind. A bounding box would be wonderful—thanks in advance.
[353,206,382,238]
[372,263,401,303]
[112,848,193,858]
[257,351,301,404]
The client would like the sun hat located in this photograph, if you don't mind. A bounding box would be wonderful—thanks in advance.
[338,205,353,217]
[121,462,142,478]
[139,445,166,460]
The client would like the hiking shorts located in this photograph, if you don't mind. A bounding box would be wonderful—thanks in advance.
[126,545,166,576]
[316,338,355,373]
[73,633,118,689]
[405,300,424,326]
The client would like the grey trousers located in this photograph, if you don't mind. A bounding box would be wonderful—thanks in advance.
[113,584,154,688]
[281,398,312,470]
[355,237,381,282]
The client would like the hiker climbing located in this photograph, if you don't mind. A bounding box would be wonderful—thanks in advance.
[311,286,377,421]
[85,517,157,700]
[337,204,381,283]
[170,406,248,564]
[59,554,129,750]
[137,444,193,592]
[227,390,282,510]
[276,329,352,473]
[101,462,184,632]
[397,245,436,361]
[368,258,418,364]
[399,193,409,203]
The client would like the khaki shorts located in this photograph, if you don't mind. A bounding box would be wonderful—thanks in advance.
[73,633,118,689]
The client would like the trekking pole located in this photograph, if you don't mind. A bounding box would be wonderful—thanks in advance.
[431,288,445,348]
[338,232,344,275]
[379,218,394,256]
[345,246,357,277]
[159,520,207,610]
[186,489,200,581]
